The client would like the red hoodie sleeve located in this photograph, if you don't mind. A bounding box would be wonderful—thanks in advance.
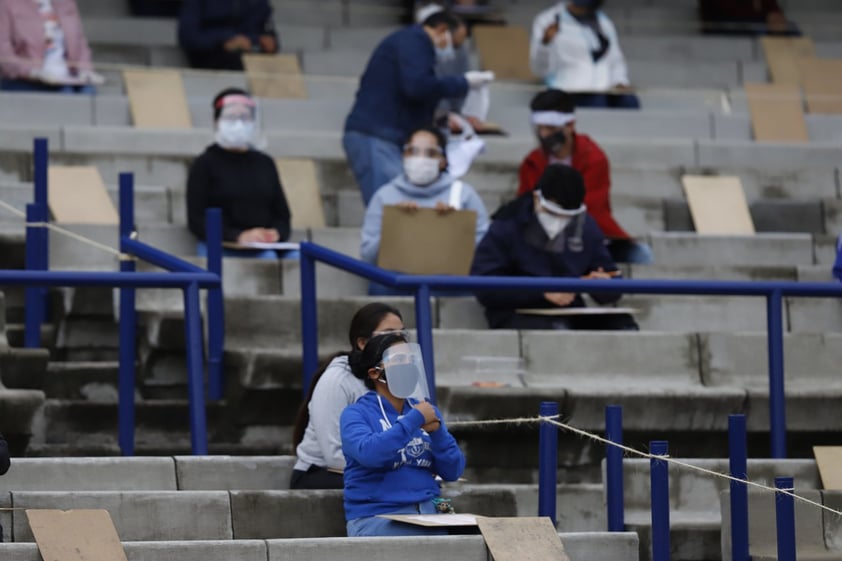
[517,149,546,197]
[574,136,631,240]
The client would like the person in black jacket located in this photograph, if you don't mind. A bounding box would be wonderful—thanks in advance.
[186,88,292,259]
[178,0,278,70]
[0,431,9,543]
[470,164,637,330]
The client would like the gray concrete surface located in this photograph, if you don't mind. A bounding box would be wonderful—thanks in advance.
[175,456,295,490]
[1,541,268,561]
[1,457,176,491]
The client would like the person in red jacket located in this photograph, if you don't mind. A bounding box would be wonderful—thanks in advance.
[516,88,652,264]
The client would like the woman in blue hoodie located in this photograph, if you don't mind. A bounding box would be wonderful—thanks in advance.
[340,332,465,537]
[360,126,489,293]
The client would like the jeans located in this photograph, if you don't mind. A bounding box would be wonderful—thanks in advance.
[607,240,654,265]
[347,499,448,537]
[572,92,641,109]
[196,241,299,260]
[342,130,403,206]
[0,78,95,95]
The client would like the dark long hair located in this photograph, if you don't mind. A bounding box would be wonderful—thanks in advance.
[350,332,411,391]
[291,303,403,448]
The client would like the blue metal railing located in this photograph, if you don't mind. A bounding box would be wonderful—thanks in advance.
[11,138,224,455]
[299,241,842,458]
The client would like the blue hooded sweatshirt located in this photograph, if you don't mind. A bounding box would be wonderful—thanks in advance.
[360,171,490,264]
[340,392,465,521]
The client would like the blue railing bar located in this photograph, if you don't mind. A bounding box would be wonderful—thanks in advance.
[299,242,400,286]
[183,281,209,455]
[300,250,319,396]
[414,284,437,404]
[729,414,750,561]
[300,242,842,298]
[122,238,207,274]
[605,405,625,532]
[650,440,671,561]
[767,290,787,458]
[33,138,48,210]
[775,476,797,561]
[0,270,219,288]
[24,204,43,348]
[32,138,50,323]
[118,172,137,456]
[538,401,559,527]
[205,208,225,401]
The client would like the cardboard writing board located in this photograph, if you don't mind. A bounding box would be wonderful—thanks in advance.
[681,175,755,235]
[813,446,842,490]
[123,68,191,128]
[377,206,477,275]
[48,166,119,225]
[800,58,842,114]
[478,517,570,561]
[243,53,307,99]
[27,509,128,561]
[743,83,808,143]
[472,25,534,82]
[761,37,815,85]
[516,307,639,316]
[379,513,481,527]
[274,158,326,229]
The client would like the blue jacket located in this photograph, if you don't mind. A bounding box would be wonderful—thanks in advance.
[345,25,469,146]
[834,234,842,282]
[470,194,623,328]
[178,0,276,52]
[360,172,489,264]
[340,392,465,521]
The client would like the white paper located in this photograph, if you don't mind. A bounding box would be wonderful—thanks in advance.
[446,114,485,179]
[401,514,479,525]
[223,241,300,250]
[461,84,490,121]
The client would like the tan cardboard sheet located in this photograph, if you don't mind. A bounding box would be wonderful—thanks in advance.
[27,509,128,561]
[123,68,191,128]
[472,25,534,81]
[814,446,842,490]
[274,158,326,229]
[744,83,808,143]
[761,36,815,85]
[800,58,842,114]
[377,206,477,275]
[478,517,570,561]
[681,175,755,235]
[48,166,118,224]
[242,53,308,99]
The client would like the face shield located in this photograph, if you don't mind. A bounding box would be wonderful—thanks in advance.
[214,94,266,150]
[379,342,430,400]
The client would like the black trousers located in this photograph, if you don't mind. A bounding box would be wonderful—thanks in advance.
[289,466,344,490]
[499,312,639,331]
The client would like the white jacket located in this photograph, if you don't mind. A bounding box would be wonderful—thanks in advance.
[530,3,630,93]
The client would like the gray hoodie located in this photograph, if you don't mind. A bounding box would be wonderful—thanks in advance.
[360,171,490,264]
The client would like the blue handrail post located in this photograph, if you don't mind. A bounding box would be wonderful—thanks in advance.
[775,477,796,561]
[729,414,750,561]
[767,289,787,458]
[650,440,671,561]
[24,204,43,348]
[413,283,436,404]
[205,208,224,401]
[300,243,318,396]
[605,404,625,532]
[183,281,209,454]
[117,173,137,456]
[33,137,49,322]
[538,401,559,527]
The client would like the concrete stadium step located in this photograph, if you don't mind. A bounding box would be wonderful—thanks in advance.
[663,199,829,235]
[648,232,814,267]
[1,533,640,561]
[700,332,842,431]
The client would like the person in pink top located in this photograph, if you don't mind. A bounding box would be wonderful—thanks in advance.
[0,0,103,93]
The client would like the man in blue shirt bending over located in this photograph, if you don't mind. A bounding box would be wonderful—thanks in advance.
[343,10,494,205]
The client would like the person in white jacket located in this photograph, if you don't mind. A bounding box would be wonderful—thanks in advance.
[530,0,640,109]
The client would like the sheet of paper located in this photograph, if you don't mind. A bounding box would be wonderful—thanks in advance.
[222,241,300,250]
[48,166,119,225]
[682,175,755,235]
[744,83,808,143]
[123,68,191,128]
[378,206,477,275]
[516,307,639,316]
[378,513,481,527]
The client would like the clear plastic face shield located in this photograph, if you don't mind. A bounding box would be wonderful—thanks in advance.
[379,342,430,400]
[214,94,265,150]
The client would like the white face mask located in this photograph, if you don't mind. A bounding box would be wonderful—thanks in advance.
[435,32,456,63]
[537,212,570,239]
[403,156,441,185]
[216,119,254,150]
